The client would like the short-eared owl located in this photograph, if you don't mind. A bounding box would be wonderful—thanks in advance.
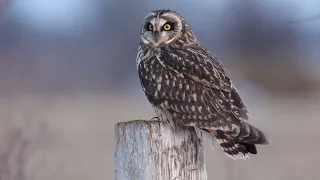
[136,9,268,160]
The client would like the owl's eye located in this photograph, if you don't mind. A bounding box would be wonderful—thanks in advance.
[148,23,153,31]
[163,23,171,31]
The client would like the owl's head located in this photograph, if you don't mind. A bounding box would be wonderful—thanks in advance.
[140,9,190,47]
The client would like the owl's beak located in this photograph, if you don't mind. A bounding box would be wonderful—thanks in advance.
[153,31,159,43]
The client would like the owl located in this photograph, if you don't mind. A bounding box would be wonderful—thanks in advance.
[136,9,269,160]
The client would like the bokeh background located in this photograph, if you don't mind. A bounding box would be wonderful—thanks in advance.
[0,0,320,179]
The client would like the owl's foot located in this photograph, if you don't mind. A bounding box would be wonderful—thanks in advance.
[150,116,160,121]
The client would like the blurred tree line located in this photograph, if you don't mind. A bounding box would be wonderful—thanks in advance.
[0,0,319,96]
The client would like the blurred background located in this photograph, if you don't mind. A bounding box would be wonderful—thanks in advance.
[0,0,320,179]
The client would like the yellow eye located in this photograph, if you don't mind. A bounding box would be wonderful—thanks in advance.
[148,24,153,31]
[163,23,171,31]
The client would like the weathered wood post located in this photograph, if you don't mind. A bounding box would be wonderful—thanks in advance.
[114,120,207,180]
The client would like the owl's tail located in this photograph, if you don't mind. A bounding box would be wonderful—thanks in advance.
[194,127,255,160]
[215,136,255,160]
[194,124,268,160]
[214,122,268,160]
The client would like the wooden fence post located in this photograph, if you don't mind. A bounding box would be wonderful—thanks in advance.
[114,120,207,180]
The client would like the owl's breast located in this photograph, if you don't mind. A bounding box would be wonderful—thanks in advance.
[138,56,169,98]
[138,55,199,106]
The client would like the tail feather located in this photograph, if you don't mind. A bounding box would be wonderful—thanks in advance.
[215,136,251,160]
[214,122,267,160]
[241,143,257,154]
[196,122,268,160]
[238,121,269,145]
[254,128,269,145]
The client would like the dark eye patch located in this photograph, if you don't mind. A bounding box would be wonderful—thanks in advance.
[144,22,153,31]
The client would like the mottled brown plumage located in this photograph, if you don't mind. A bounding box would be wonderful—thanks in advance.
[136,9,269,160]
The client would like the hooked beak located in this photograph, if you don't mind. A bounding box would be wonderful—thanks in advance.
[153,31,159,43]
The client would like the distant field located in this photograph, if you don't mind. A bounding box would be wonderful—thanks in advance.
[0,92,319,180]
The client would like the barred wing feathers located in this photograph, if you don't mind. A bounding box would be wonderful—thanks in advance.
[158,45,268,159]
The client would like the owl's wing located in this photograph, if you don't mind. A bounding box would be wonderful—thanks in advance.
[160,45,233,92]
[160,45,248,119]
[159,45,267,144]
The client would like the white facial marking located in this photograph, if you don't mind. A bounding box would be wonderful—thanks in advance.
[150,18,156,27]
[158,18,167,27]
[141,37,149,44]
[165,37,178,44]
